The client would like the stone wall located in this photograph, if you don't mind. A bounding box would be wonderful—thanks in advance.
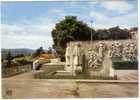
[69,40,137,61]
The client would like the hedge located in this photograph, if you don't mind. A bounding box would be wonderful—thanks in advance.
[113,61,138,69]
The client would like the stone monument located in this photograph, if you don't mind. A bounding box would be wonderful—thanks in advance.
[65,40,137,78]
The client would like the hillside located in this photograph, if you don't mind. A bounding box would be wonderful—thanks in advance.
[1,48,35,59]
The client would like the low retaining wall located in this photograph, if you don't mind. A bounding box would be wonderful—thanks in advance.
[40,63,65,73]
[75,79,138,84]
[2,78,138,83]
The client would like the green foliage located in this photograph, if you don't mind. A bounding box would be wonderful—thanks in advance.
[52,16,94,60]
[2,52,33,68]
[94,26,131,40]
[6,50,13,60]
[13,54,24,58]
[12,55,33,66]
[47,47,53,54]
[113,61,138,69]
[6,51,13,68]
[33,46,45,57]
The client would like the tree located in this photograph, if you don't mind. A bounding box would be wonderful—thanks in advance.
[95,29,110,40]
[108,26,130,40]
[52,16,94,60]
[47,47,53,54]
[6,51,13,68]
[33,47,45,57]
[95,26,131,40]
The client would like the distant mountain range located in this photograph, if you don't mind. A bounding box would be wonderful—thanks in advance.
[1,48,35,59]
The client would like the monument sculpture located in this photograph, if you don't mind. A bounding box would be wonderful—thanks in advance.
[65,40,137,78]
[98,42,106,58]
[65,43,83,75]
[111,42,122,60]
[87,49,103,71]
[102,44,115,77]
[73,43,82,75]
[122,43,129,61]
[122,42,137,61]
[65,43,72,72]
[128,43,137,61]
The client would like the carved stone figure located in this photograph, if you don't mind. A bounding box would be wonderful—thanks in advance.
[128,43,137,61]
[122,42,137,61]
[98,42,106,58]
[65,44,72,66]
[65,43,72,71]
[101,44,115,78]
[93,56,103,70]
[87,49,94,68]
[122,43,129,61]
[106,47,114,77]
[113,42,122,58]
[87,49,103,71]
[73,43,82,75]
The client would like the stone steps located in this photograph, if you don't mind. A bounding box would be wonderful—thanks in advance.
[55,70,72,76]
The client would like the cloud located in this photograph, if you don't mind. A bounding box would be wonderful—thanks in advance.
[100,1,134,14]
[1,34,53,49]
[2,17,55,35]
[1,16,56,49]
[48,9,64,13]
[113,12,138,26]
[89,10,137,29]
[89,11,108,22]
[94,24,117,30]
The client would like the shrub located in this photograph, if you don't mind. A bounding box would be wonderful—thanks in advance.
[113,61,138,69]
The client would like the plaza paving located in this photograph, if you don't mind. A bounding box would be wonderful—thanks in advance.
[2,70,139,98]
[115,70,138,80]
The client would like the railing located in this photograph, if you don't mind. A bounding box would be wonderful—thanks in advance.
[2,64,32,78]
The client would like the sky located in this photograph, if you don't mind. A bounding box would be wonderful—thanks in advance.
[1,0,138,49]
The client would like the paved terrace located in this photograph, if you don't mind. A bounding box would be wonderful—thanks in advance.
[2,70,139,98]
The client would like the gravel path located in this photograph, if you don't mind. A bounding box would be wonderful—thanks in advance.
[115,70,138,80]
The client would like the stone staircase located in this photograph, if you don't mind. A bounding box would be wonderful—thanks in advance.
[55,70,72,76]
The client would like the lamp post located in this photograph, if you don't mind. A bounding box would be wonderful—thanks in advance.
[90,20,93,42]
